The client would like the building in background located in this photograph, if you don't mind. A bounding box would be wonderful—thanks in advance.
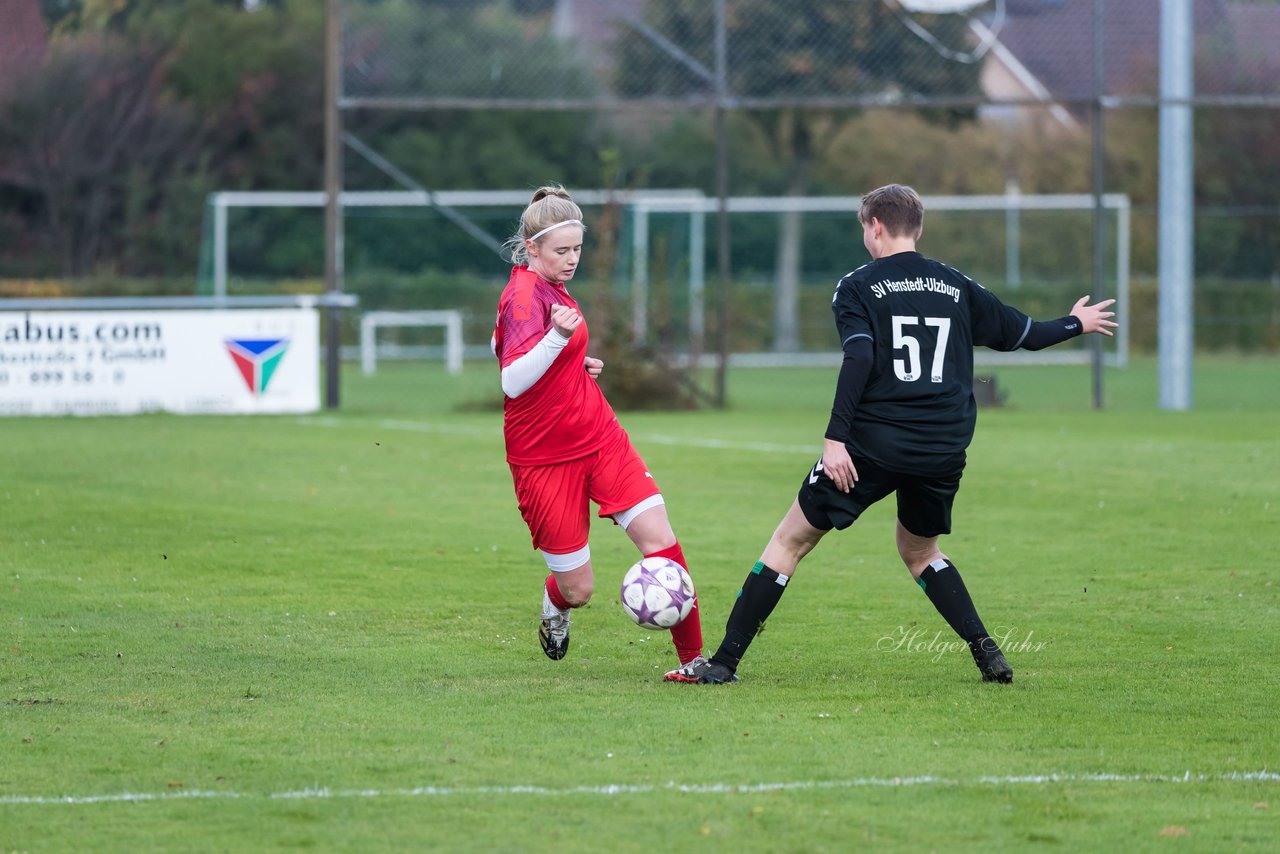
[976,0,1280,132]
[0,0,48,100]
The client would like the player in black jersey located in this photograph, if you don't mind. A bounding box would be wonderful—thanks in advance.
[674,184,1116,686]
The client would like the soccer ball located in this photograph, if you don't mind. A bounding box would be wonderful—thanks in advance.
[619,557,695,630]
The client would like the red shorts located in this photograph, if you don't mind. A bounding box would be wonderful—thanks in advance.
[509,428,661,554]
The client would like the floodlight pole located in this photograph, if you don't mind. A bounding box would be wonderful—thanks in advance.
[1089,0,1106,410]
[1158,0,1194,410]
[712,0,730,409]
[323,0,344,410]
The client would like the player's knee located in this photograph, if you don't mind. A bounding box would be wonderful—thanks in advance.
[559,577,594,607]
[899,548,944,578]
[895,524,940,571]
[616,496,672,552]
[778,536,814,564]
[779,522,823,558]
[901,540,942,573]
[542,546,593,605]
[627,525,676,554]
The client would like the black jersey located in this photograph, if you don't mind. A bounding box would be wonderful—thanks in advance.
[831,251,1034,473]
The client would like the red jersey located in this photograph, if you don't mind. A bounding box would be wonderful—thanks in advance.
[493,265,622,465]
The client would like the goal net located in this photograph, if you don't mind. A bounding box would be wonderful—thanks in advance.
[197,189,1129,369]
[616,191,1130,368]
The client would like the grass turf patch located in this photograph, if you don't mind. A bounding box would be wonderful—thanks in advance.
[2,357,1277,851]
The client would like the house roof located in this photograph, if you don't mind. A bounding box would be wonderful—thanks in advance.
[0,0,48,98]
[553,0,650,77]
[985,0,1271,102]
[1225,2,1280,92]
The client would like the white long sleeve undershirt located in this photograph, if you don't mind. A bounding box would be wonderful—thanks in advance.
[499,327,572,398]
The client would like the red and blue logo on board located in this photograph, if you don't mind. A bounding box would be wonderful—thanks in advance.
[225,338,289,396]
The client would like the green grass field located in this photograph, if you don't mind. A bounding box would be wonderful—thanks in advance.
[2,356,1277,852]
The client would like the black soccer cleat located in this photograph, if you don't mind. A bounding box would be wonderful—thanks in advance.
[665,656,739,684]
[970,637,1013,683]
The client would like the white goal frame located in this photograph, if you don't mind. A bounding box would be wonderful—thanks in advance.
[205,188,1129,368]
[204,188,705,299]
[627,190,1130,368]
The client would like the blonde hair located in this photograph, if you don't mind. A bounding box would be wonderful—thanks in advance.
[505,185,586,264]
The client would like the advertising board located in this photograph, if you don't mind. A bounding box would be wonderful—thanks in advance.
[0,309,319,415]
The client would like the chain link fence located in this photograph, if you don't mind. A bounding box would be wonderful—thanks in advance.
[340,0,1278,107]
[303,0,1279,374]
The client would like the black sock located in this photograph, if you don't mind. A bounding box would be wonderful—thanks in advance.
[710,562,790,671]
[916,559,993,653]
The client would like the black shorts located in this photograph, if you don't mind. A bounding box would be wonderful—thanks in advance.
[795,453,963,538]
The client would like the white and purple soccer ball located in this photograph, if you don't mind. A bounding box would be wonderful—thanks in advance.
[619,557,695,630]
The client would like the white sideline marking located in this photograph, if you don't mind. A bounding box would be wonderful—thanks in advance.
[4,772,1276,806]
[636,433,815,455]
[378,418,499,437]
[296,417,498,438]
[297,417,816,456]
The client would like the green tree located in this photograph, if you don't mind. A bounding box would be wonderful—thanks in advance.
[0,35,201,276]
[615,0,983,350]
[343,0,600,102]
[1,0,325,278]
[129,0,325,192]
[337,0,615,270]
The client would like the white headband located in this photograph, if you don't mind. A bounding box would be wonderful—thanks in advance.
[528,219,584,242]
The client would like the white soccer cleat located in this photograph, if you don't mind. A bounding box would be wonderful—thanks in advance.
[538,589,570,661]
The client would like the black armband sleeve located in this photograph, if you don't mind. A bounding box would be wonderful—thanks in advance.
[1019,315,1083,351]
[824,336,874,442]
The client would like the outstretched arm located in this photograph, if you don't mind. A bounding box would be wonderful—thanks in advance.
[1019,296,1118,351]
[1069,296,1118,336]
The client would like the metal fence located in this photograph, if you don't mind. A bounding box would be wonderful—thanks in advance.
[338,0,1279,109]
[322,0,1279,405]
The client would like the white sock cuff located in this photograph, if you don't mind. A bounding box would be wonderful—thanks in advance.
[612,494,665,530]
[543,545,590,572]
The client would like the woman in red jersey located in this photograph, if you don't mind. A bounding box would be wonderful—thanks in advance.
[491,185,707,681]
